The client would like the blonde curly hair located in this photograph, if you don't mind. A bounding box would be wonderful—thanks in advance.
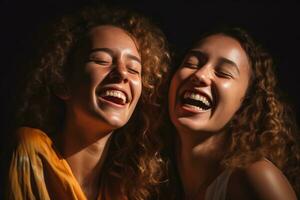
[16,5,170,200]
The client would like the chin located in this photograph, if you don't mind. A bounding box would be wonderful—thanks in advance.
[105,116,129,129]
[175,119,216,134]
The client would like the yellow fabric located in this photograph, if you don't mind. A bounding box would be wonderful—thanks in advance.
[7,127,116,200]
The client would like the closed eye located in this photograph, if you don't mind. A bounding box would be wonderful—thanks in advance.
[182,51,207,69]
[88,50,113,66]
[215,70,233,79]
[127,66,141,75]
[88,59,111,66]
[182,62,199,69]
[126,59,141,75]
[181,53,205,69]
[216,58,239,79]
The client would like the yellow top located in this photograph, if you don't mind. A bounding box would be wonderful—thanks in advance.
[7,127,120,200]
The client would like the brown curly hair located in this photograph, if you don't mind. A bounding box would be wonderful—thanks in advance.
[165,27,300,197]
[15,5,170,200]
[162,27,300,200]
[216,27,300,197]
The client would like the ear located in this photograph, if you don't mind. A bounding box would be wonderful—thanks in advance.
[52,84,71,100]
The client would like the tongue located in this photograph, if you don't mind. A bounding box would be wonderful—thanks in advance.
[102,96,125,105]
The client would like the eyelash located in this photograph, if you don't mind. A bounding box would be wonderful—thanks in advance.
[128,67,140,75]
[91,59,140,74]
[183,62,199,69]
[184,62,233,79]
[88,59,111,65]
[215,71,233,79]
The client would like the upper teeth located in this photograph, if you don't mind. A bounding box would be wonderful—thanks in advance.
[102,90,127,104]
[184,91,211,107]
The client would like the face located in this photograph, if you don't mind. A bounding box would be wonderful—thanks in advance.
[169,34,251,134]
[65,25,142,132]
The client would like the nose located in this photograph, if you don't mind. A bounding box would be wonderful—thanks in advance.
[190,65,212,86]
[110,61,129,83]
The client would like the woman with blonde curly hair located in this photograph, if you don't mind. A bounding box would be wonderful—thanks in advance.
[165,27,299,199]
[5,5,169,200]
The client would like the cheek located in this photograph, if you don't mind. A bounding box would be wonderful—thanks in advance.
[132,78,142,100]
[88,68,109,85]
[221,82,231,89]
[219,82,247,109]
[88,73,104,88]
[80,65,108,86]
[176,68,191,80]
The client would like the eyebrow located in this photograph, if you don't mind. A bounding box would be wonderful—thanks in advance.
[218,57,240,75]
[90,48,114,55]
[187,50,241,76]
[187,50,206,58]
[89,48,141,64]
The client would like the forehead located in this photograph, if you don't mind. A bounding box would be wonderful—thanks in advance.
[194,34,249,65]
[195,34,244,55]
[87,25,139,53]
[186,34,251,79]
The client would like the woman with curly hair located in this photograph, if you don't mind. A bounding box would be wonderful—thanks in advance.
[6,5,169,200]
[166,27,299,199]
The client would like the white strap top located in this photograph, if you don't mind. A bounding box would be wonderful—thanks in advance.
[205,169,233,200]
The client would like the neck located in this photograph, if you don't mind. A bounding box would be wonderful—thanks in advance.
[58,113,114,199]
[176,129,228,198]
[65,132,112,199]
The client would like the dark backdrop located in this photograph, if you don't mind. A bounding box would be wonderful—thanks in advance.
[1,0,299,150]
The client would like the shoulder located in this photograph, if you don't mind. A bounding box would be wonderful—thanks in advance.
[227,159,297,200]
[14,127,52,150]
[8,128,55,199]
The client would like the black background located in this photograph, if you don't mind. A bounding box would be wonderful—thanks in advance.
[1,0,300,146]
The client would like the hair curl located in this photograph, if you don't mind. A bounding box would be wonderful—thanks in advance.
[162,27,300,199]
[15,5,170,200]
[195,27,300,197]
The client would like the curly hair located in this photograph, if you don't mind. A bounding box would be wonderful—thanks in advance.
[197,27,300,197]
[162,27,300,199]
[15,5,170,200]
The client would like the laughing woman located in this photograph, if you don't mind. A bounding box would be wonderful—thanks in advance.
[4,5,169,200]
[165,27,299,200]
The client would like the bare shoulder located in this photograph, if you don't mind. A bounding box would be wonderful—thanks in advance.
[226,159,297,200]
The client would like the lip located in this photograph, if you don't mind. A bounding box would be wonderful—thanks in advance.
[180,103,210,114]
[98,95,127,108]
[97,85,131,104]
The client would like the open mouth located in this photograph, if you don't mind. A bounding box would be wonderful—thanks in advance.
[181,90,212,111]
[99,89,127,105]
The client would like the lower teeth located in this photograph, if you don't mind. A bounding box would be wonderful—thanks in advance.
[186,104,204,111]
